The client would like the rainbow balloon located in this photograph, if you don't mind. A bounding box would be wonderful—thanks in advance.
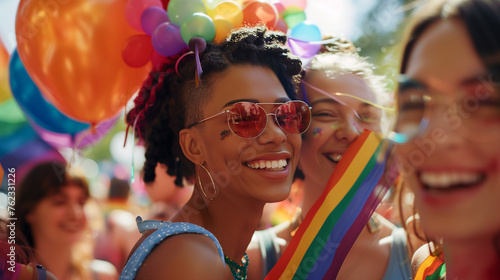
[265,130,398,280]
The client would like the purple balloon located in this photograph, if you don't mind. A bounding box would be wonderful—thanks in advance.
[31,115,118,149]
[288,38,321,58]
[151,22,187,57]
[141,7,170,36]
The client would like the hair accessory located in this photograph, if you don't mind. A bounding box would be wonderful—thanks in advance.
[189,37,207,86]
[198,163,216,201]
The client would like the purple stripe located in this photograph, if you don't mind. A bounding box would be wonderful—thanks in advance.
[307,157,386,280]
[323,162,398,279]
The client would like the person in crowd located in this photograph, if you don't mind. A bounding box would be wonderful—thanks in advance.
[143,163,193,221]
[94,178,142,272]
[393,0,500,278]
[121,25,311,280]
[16,161,118,280]
[247,38,414,280]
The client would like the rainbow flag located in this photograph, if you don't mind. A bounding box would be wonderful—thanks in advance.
[265,130,398,280]
[414,254,445,280]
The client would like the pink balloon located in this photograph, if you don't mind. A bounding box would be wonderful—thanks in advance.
[125,0,163,32]
[279,0,307,9]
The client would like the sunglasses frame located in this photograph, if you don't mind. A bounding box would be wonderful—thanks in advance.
[188,100,312,139]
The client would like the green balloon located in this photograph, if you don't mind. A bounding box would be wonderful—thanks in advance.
[181,13,216,44]
[283,7,306,30]
[168,0,207,26]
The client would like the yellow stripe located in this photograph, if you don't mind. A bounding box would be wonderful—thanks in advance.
[414,255,438,280]
[281,133,380,277]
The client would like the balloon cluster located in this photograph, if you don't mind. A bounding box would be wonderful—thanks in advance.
[121,0,317,68]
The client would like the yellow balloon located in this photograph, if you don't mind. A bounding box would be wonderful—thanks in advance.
[0,41,11,104]
[210,1,243,28]
[213,19,234,43]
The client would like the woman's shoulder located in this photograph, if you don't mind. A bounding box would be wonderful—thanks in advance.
[122,220,225,280]
[134,231,226,279]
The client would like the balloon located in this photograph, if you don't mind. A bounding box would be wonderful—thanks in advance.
[141,6,170,36]
[125,0,163,32]
[272,18,288,33]
[0,40,9,104]
[242,0,279,29]
[273,1,286,14]
[32,115,118,149]
[289,21,322,42]
[279,0,307,9]
[213,19,234,43]
[282,6,305,29]
[122,34,154,68]
[9,49,90,135]
[181,13,216,44]
[288,38,321,58]
[167,0,207,26]
[16,0,151,124]
[151,22,188,56]
[210,1,243,28]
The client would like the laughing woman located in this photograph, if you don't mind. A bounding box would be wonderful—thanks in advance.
[121,26,311,280]
[393,0,500,279]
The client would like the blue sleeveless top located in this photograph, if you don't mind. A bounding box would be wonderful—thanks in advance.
[119,217,225,280]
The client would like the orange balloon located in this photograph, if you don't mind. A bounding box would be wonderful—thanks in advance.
[0,40,11,104]
[15,0,150,124]
[242,1,278,29]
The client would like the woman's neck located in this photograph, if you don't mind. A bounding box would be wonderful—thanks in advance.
[173,191,265,263]
[444,237,500,280]
[35,240,73,279]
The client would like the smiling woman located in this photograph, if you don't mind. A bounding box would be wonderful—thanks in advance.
[15,161,117,280]
[393,0,500,279]
[122,26,310,280]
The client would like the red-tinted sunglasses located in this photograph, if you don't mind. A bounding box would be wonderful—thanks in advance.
[188,101,312,139]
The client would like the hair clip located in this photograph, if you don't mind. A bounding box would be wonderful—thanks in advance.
[174,37,207,86]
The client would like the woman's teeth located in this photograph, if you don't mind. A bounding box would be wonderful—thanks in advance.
[247,159,287,170]
[327,153,342,163]
[420,171,485,189]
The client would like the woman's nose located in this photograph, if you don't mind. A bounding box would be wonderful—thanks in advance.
[335,117,361,143]
[257,114,287,145]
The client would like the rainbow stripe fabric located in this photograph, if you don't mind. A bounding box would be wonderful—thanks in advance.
[414,254,446,280]
[265,130,397,280]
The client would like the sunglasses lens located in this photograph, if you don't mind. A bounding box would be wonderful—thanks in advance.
[228,103,267,138]
[276,101,311,134]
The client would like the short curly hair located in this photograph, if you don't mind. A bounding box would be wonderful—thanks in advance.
[126,26,302,186]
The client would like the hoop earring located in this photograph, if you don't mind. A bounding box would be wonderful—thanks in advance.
[198,163,216,201]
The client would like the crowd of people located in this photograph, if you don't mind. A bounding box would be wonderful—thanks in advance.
[1,0,500,279]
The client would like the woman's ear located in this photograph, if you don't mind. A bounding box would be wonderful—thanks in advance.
[179,128,204,165]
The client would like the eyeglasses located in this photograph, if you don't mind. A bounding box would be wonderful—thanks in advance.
[389,75,500,143]
[188,101,312,139]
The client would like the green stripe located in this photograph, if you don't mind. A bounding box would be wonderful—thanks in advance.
[425,263,446,280]
[292,152,378,280]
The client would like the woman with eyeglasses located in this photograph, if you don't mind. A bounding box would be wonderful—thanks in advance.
[247,38,415,280]
[392,0,500,279]
[121,26,311,280]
